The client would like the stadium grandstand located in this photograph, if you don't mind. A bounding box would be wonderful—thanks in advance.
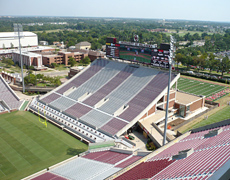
[0,74,23,113]
[29,58,180,143]
[25,120,230,180]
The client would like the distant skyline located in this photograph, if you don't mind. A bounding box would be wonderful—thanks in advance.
[1,0,230,23]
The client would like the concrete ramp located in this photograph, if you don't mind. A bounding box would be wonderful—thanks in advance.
[139,121,168,148]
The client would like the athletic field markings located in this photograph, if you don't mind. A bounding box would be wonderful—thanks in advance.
[3,119,54,160]
[177,77,226,97]
[25,112,76,148]
[0,136,30,169]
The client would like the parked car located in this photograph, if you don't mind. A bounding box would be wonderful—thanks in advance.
[187,71,194,74]
[210,75,218,79]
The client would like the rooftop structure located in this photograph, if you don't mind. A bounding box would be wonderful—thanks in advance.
[0,31,38,49]
[75,41,91,50]
[0,46,55,57]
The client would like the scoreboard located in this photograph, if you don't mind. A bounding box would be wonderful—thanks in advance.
[151,48,170,68]
[106,38,172,68]
[106,44,120,58]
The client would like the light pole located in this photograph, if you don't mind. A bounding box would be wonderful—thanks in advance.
[14,23,25,93]
[163,35,174,146]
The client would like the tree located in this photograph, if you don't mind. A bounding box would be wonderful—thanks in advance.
[53,77,61,86]
[207,53,218,73]
[51,63,58,68]
[24,74,36,85]
[27,69,33,75]
[3,58,14,67]
[67,39,75,47]
[28,65,34,70]
[219,56,230,79]
[174,53,186,70]
[10,43,14,49]
[80,56,91,66]
[182,56,193,70]
[36,73,44,81]
[68,57,77,67]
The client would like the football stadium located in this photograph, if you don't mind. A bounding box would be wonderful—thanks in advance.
[0,39,229,179]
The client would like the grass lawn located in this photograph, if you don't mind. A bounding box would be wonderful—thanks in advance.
[20,101,29,111]
[0,111,88,180]
[0,62,23,73]
[191,106,230,129]
[176,77,227,98]
[54,65,69,71]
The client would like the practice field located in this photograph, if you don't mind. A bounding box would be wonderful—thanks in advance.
[0,111,87,180]
[191,106,230,129]
[176,77,227,98]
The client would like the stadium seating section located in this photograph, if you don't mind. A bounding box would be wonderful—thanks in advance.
[31,150,142,180]
[31,172,67,180]
[0,75,23,111]
[30,59,178,141]
[29,124,230,180]
[115,125,230,180]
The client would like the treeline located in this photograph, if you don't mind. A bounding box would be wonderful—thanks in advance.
[1,16,230,32]
[175,53,230,79]
[37,29,170,49]
[36,28,230,52]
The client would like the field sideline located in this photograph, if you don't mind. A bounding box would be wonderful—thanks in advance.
[0,111,87,180]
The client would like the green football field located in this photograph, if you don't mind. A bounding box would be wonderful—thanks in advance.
[191,105,230,129]
[0,111,88,180]
[176,77,227,97]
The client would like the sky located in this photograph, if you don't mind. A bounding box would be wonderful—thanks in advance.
[0,0,230,22]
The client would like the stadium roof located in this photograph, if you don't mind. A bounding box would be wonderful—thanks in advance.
[0,31,37,38]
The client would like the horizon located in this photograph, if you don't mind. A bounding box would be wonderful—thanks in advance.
[0,0,230,23]
[1,15,230,24]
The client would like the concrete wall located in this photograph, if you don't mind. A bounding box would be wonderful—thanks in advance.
[190,98,203,111]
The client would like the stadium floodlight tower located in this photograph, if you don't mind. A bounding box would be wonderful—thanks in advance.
[163,35,175,146]
[14,23,25,93]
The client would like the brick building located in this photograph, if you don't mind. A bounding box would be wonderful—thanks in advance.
[68,48,104,61]
[42,51,85,66]
[12,51,44,70]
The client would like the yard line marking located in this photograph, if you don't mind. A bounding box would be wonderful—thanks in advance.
[0,136,31,168]
[3,119,54,159]
[0,148,20,171]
